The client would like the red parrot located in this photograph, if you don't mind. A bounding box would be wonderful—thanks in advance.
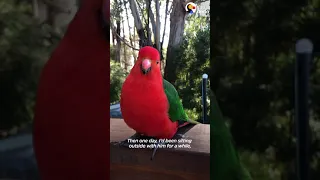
[120,46,199,159]
[32,0,110,179]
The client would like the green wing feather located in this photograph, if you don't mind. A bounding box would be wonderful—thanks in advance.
[210,90,252,180]
[163,79,199,124]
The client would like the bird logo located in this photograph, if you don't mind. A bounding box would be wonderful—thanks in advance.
[185,2,197,15]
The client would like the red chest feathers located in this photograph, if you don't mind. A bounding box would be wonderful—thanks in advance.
[120,78,175,137]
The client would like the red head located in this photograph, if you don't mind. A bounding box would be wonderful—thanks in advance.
[131,46,161,79]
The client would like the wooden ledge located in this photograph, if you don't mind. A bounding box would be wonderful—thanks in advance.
[110,118,210,180]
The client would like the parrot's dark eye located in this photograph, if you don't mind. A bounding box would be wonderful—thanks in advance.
[156,61,160,64]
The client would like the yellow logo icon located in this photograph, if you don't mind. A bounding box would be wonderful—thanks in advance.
[185,2,197,15]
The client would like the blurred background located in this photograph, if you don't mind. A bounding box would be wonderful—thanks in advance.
[0,0,79,179]
[0,0,319,179]
[210,1,319,179]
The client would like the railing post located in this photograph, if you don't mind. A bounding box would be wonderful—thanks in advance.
[295,38,313,180]
[202,74,208,124]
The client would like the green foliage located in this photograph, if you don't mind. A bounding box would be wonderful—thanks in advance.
[174,15,210,121]
[209,0,320,178]
[110,60,128,104]
[239,149,285,180]
[0,0,59,131]
[185,109,200,121]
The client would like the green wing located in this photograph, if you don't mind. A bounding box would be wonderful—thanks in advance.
[163,79,199,124]
[210,91,252,180]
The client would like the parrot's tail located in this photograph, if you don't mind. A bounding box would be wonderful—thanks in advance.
[175,121,197,137]
[177,121,189,128]
[177,118,199,128]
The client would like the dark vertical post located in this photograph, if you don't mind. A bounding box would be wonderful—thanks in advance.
[295,38,313,180]
[202,74,208,124]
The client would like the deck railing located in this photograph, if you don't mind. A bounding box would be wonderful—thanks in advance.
[110,118,210,180]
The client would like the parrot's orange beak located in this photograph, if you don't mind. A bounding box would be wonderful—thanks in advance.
[141,59,151,74]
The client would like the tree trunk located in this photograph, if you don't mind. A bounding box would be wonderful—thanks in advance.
[161,0,169,46]
[32,0,39,18]
[110,24,116,46]
[32,0,49,23]
[154,0,161,52]
[115,20,121,63]
[128,0,148,47]
[124,0,137,60]
[145,0,156,41]
[159,0,169,62]
[164,0,187,84]
[133,23,138,62]
[113,0,122,63]
[46,0,78,33]
[122,17,128,70]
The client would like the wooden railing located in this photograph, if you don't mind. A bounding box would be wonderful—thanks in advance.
[110,118,210,180]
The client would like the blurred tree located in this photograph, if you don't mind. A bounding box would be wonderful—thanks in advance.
[0,0,60,132]
[31,0,77,34]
